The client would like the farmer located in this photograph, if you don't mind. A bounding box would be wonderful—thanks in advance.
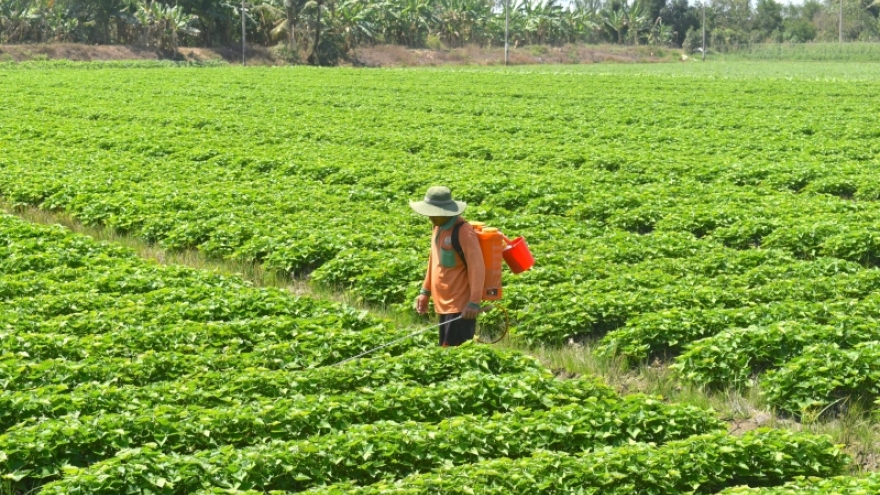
[411,186,485,346]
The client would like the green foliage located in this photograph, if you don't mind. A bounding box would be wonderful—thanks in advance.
[673,321,880,390]
[2,63,880,494]
[37,395,723,493]
[0,189,854,495]
[0,370,618,488]
[717,42,880,61]
[760,342,880,413]
[4,65,880,417]
[195,429,847,495]
[0,344,544,430]
[719,472,880,494]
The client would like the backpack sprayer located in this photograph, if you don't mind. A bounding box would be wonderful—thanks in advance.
[333,222,534,366]
[464,221,534,344]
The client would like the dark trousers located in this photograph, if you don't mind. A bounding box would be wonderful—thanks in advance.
[439,313,476,347]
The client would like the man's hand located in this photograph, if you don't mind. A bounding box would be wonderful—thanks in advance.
[415,294,430,315]
[462,303,482,320]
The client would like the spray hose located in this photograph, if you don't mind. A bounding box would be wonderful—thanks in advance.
[330,305,509,367]
[331,315,462,367]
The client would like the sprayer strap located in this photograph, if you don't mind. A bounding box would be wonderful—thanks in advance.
[451,221,467,269]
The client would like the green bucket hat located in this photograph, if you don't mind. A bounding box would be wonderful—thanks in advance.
[409,186,467,217]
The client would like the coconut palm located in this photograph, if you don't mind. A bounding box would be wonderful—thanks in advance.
[303,0,332,64]
[248,0,285,44]
[271,0,309,48]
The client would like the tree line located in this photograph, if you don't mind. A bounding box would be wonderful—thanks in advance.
[1,0,878,63]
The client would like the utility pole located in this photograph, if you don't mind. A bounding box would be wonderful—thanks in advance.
[701,0,706,61]
[242,0,246,66]
[839,0,843,43]
[504,0,509,66]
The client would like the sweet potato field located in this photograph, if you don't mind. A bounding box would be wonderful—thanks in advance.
[1,62,880,492]
[0,212,861,494]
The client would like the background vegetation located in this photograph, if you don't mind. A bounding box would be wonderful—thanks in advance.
[1,0,879,64]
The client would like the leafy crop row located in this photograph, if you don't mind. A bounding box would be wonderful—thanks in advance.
[10,76,880,408]
[674,321,880,386]
[0,324,432,390]
[0,344,542,430]
[0,212,762,495]
[760,342,880,412]
[719,472,880,494]
[0,371,616,487]
[0,203,848,495]
[190,429,846,495]
[0,65,874,491]
[38,396,722,494]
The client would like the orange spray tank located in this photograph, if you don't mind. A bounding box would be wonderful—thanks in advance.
[467,221,535,301]
[475,226,505,301]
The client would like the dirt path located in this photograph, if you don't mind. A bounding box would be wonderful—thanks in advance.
[0,43,276,64]
[0,42,678,66]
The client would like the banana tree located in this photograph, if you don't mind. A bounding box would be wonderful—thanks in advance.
[135,1,199,52]
[88,0,137,43]
[0,0,37,42]
[566,4,600,43]
[524,0,565,45]
[39,1,86,42]
[626,0,648,45]
[646,15,672,45]
[374,0,435,46]
[602,6,626,43]
[434,0,491,47]
[497,0,528,47]
[334,0,377,51]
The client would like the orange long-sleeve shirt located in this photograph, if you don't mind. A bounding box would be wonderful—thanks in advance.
[421,217,485,315]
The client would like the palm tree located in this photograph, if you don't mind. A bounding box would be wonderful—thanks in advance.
[303,0,335,64]
[276,0,308,48]
[249,0,285,44]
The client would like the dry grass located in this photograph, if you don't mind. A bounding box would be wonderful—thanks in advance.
[512,338,880,474]
[350,43,676,67]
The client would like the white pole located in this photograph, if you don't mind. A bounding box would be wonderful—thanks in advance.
[839,0,843,43]
[242,0,246,66]
[703,0,706,62]
[504,0,509,65]
[701,1,706,61]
